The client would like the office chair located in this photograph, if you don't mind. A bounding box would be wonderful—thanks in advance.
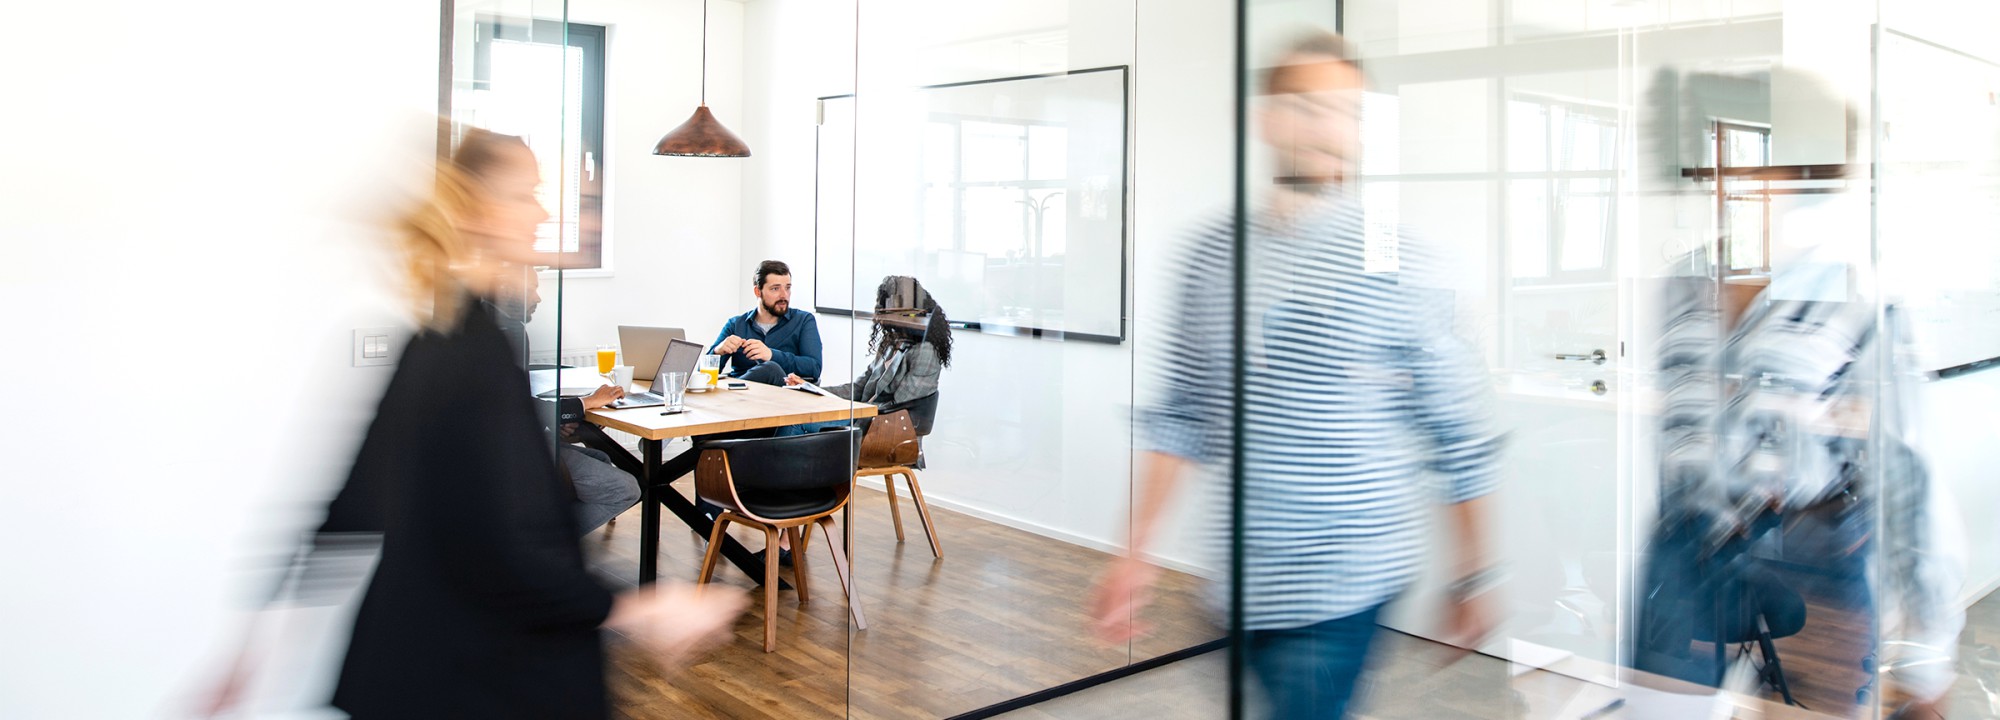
[1697,570,1809,707]
[693,427,867,652]
[854,392,942,558]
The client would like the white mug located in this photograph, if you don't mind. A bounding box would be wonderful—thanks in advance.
[607,365,634,390]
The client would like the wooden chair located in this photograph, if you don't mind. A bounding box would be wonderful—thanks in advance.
[693,427,867,652]
[855,392,942,558]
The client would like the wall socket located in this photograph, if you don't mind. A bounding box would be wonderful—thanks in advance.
[353,327,398,367]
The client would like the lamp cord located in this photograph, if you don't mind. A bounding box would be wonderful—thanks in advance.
[699,0,708,104]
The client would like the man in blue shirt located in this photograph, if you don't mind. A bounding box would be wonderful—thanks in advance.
[709,260,822,385]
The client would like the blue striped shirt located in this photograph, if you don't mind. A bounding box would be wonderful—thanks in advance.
[1138,192,1504,629]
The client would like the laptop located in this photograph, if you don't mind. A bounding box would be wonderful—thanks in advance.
[610,338,705,409]
[617,325,687,382]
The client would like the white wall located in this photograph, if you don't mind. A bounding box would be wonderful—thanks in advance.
[0,1,436,716]
[523,0,750,358]
[739,0,1236,572]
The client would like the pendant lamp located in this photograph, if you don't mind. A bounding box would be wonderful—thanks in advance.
[654,0,750,157]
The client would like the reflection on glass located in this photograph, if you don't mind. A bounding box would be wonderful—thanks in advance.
[961,120,1027,182]
[1510,178,1550,278]
[1716,123,1773,274]
[844,68,1125,339]
[1509,100,1549,172]
[1506,97,1618,281]
[1558,179,1608,271]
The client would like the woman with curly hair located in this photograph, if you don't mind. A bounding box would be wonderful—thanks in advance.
[783,275,951,423]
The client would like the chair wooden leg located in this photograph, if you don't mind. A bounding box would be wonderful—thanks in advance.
[902,471,944,559]
[789,526,811,603]
[696,513,732,584]
[762,525,781,652]
[816,517,866,630]
[882,472,907,543]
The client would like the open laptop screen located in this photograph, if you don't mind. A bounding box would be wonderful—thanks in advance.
[649,338,706,393]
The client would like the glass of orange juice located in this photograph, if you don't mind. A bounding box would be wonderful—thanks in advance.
[698,354,722,388]
[596,345,618,374]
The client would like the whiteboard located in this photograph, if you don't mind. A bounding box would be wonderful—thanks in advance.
[815,67,1130,342]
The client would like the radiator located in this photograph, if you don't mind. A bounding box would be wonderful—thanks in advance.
[530,347,600,368]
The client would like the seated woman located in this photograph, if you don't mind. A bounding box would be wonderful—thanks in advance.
[781,275,951,434]
[727,276,951,567]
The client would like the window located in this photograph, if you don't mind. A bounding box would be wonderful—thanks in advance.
[1712,122,1772,276]
[467,18,607,270]
[1505,97,1620,283]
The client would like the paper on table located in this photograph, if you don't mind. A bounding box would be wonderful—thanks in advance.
[527,367,615,397]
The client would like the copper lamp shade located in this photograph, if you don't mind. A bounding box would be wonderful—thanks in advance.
[657,0,749,158]
[654,105,750,157]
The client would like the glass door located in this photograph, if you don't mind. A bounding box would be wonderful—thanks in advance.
[1223,1,1938,718]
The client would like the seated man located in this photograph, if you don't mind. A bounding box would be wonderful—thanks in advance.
[490,273,641,535]
[709,260,822,386]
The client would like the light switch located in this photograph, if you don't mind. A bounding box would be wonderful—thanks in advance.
[353,328,397,367]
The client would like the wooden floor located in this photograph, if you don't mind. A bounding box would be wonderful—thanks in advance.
[575,450,2000,718]
[1001,578,2000,720]
[582,474,1221,720]
[996,632,1837,720]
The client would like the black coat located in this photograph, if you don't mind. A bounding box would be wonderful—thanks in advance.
[320,298,613,719]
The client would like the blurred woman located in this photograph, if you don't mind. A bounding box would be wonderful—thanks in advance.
[273,129,741,719]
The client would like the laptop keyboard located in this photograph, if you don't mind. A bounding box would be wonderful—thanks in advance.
[615,392,664,407]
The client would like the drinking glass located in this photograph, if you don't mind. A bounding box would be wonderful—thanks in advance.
[661,371,690,412]
[596,345,618,374]
[698,354,722,388]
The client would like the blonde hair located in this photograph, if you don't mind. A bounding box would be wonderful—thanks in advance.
[395,128,530,331]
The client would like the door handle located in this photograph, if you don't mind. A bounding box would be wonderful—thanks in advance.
[1555,349,1608,366]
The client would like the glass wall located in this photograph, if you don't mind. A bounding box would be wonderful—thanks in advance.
[448,0,1235,717]
[836,1,1229,717]
[448,0,576,387]
[419,0,2000,718]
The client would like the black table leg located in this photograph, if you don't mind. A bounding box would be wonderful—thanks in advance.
[639,439,660,583]
[646,463,782,588]
[578,429,782,588]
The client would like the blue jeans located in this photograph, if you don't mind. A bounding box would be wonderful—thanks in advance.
[737,360,788,386]
[1245,602,1388,720]
[774,420,852,437]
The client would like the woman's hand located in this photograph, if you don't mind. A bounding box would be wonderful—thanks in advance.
[605,583,747,668]
[784,374,804,386]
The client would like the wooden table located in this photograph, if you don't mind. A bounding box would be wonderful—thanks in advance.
[583,381,877,584]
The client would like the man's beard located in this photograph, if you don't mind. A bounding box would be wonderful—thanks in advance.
[761,299,788,318]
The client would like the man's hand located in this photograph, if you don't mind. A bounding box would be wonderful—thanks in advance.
[784,373,804,386]
[743,339,773,363]
[580,384,626,411]
[1089,556,1161,644]
[1443,589,1499,651]
[716,336,746,354]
